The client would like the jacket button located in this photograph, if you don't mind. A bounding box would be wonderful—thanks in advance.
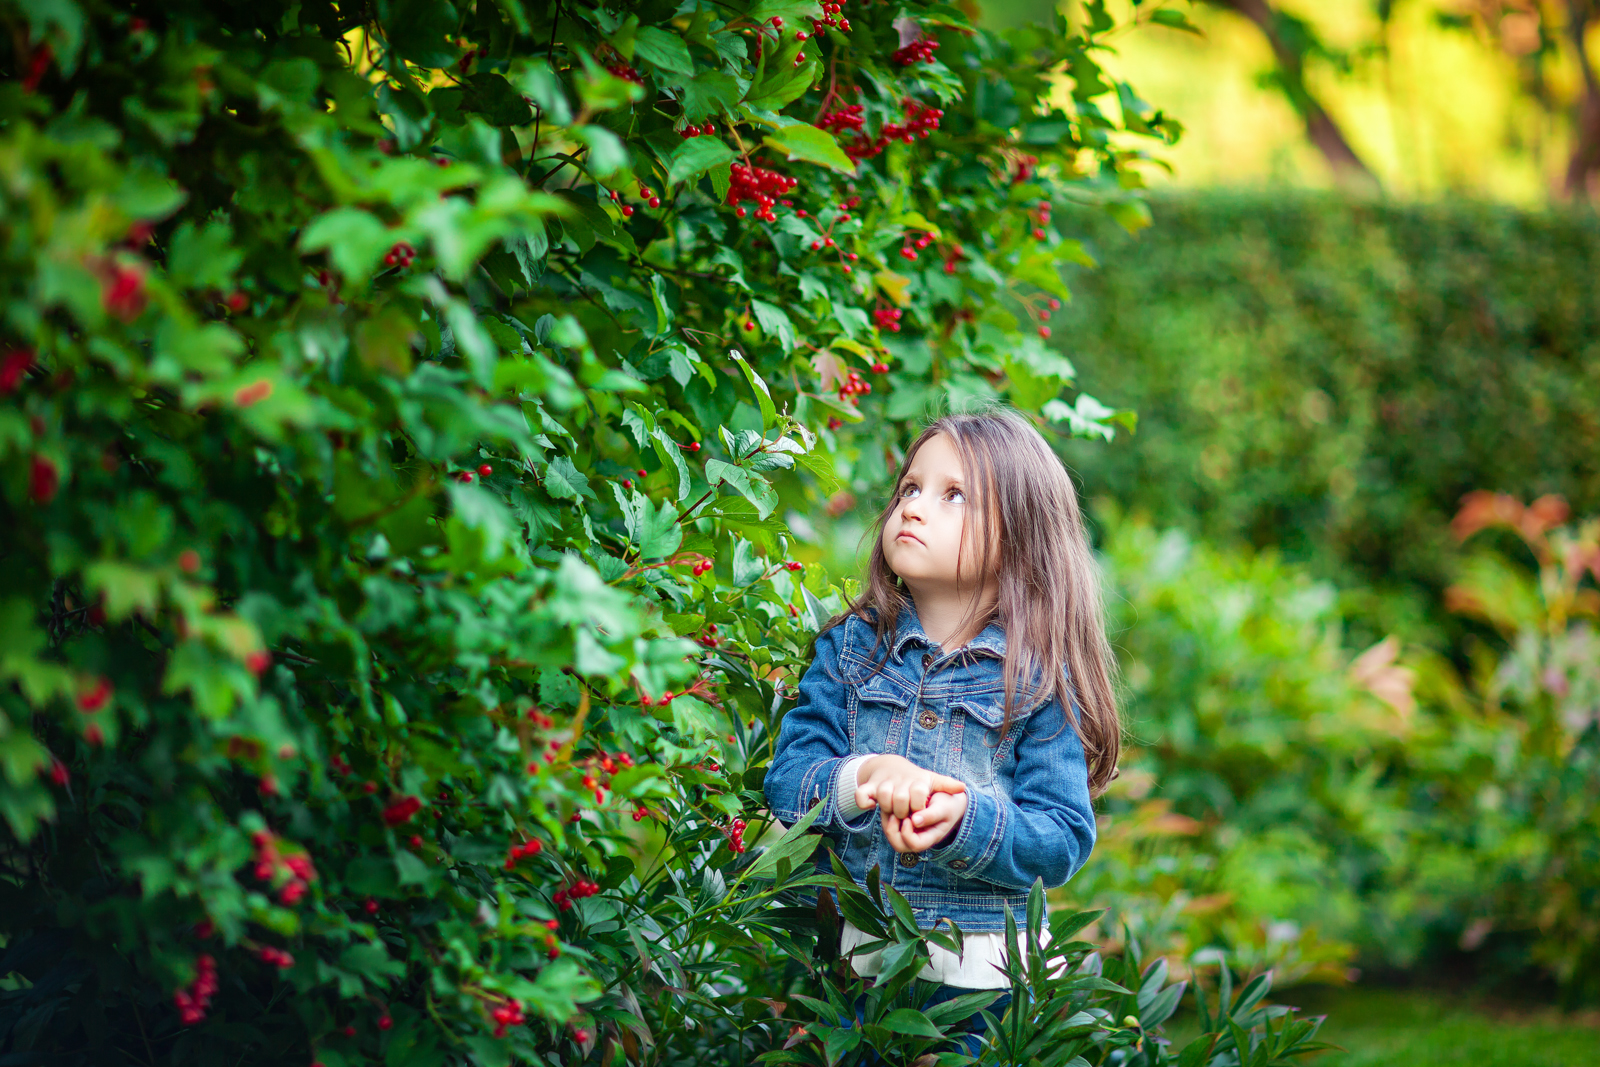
[918,709,940,730]
[950,859,968,870]
[898,851,919,868]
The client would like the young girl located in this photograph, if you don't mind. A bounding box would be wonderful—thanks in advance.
[764,405,1121,1053]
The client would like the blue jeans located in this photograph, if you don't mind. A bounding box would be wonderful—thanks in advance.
[843,981,1013,1061]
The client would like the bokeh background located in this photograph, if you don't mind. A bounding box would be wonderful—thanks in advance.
[812,3,1600,1062]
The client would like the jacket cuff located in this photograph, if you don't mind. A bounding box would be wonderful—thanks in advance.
[929,785,1005,875]
[793,756,874,834]
[835,755,878,832]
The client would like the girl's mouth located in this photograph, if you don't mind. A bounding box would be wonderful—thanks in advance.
[897,532,923,544]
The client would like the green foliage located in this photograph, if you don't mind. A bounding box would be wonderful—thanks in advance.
[1081,500,1600,1005]
[1056,190,1600,647]
[0,0,1220,1063]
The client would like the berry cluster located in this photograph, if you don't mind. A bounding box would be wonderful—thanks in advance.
[605,188,636,218]
[874,307,904,332]
[1031,198,1053,241]
[606,62,644,85]
[1034,295,1062,339]
[78,677,112,712]
[173,955,218,1026]
[678,121,716,138]
[697,622,720,648]
[489,998,526,1038]
[724,817,749,854]
[553,878,600,912]
[47,756,69,786]
[382,795,423,826]
[942,242,966,275]
[832,99,945,160]
[0,347,33,393]
[383,241,415,269]
[257,945,295,970]
[1011,153,1038,184]
[899,231,933,260]
[632,804,652,821]
[817,103,865,135]
[809,1,851,33]
[783,560,803,572]
[838,369,872,406]
[252,830,318,905]
[892,36,939,66]
[455,462,493,483]
[727,162,797,221]
[691,556,714,577]
[503,837,543,869]
[102,261,148,322]
[330,752,353,775]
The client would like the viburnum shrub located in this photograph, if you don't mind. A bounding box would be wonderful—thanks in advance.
[0,1,1330,1065]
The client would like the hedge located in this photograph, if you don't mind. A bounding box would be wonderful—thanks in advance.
[1054,190,1600,646]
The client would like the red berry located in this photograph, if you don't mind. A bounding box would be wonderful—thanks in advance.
[78,678,112,713]
[363,780,378,794]
[364,898,379,914]
[1038,326,1051,338]
[797,31,808,40]
[343,1025,356,1037]
[246,650,271,676]
[743,321,754,331]
[636,468,647,477]
[621,478,633,489]
[378,1014,393,1031]
[478,463,492,477]
[648,196,661,208]
[1048,297,1061,310]
[735,206,747,218]
[621,205,634,217]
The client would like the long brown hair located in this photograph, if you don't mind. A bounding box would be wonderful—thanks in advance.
[819,404,1122,796]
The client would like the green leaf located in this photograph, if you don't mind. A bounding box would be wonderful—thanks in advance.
[297,207,393,283]
[763,124,854,173]
[749,299,796,351]
[667,136,736,185]
[727,349,777,429]
[877,1008,944,1039]
[705,460,778,520]
[633,26,695,75]
[745,797,824,880]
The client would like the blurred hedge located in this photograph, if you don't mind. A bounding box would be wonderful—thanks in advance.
[1056,191,1600,644]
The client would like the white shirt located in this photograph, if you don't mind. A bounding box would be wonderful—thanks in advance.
[834,755,1047,989]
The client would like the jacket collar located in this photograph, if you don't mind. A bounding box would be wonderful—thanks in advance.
[887,602,1007,663]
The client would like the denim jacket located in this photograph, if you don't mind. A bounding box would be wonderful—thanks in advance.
[763,604,1097,933]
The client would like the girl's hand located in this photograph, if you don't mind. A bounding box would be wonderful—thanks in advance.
[883,790,968,854]
[855,754,967,819]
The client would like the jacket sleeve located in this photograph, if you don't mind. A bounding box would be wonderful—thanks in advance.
[926,691,1097,890]
[762,624,877,835]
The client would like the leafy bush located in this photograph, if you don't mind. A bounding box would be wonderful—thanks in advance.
[1054,190,1600,647]
[1079,498,1600,1004]
[0,0,1319,1064]
[1077,505,1404,984]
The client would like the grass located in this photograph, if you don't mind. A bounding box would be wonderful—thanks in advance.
[1167,985,1599,1067]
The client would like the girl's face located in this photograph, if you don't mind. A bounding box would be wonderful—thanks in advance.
[881,432,993,596]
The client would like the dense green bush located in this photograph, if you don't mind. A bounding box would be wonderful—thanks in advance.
[1053,190,1600,648]
[1077,498,1600,1005]
[0,1,1344,1064]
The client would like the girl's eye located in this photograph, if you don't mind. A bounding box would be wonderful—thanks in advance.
[947,488,965,503]
[900,484,919,499]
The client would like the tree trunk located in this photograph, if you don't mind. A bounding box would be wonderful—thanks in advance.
[1563,1,1600,199]
[1204,0,1381,187]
